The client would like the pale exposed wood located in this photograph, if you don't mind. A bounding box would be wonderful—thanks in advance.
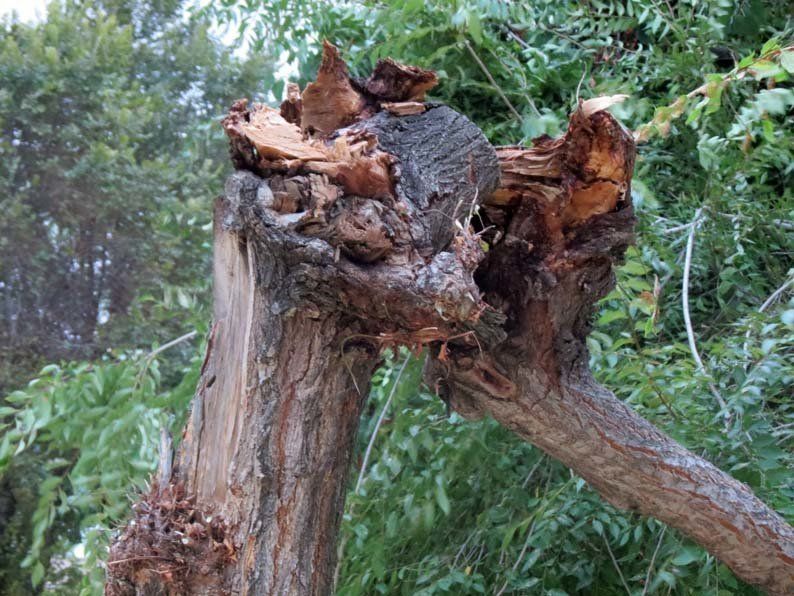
[223,101,397,200]
[580,93,628,116]
[381,101,427,115]
[242,105,326,161]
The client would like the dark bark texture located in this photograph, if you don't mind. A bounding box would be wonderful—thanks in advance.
[107,45,794,596]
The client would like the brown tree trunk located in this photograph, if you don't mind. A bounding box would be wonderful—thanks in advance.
[106,192,381,595]
[107,44,794,595]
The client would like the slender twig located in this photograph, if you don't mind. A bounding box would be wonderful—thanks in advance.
[505,24,585,54]
[742,274,794,364]
[642,526,668,596]
[662,219,700,235]
[335,354,411,589]
[452,529,481,568]
[147,330,198,360]
[463,40,522,121]
[505,27,531,49]
[485,44,542,118]
[603,533,632,596]
[717,212,794,232]
[521,458,544,489]
[495,521,537,596]
[682,209,730,424]
[759,276,794,313]
[133,330,199,393]
[574,66,588,108]
[355,354,411,493]
[647,0,685,39]
[538,24,588,50]
[107,555,176,566]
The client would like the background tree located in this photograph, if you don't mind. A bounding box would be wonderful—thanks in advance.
[0,0,273,390]
[0,1,273,592]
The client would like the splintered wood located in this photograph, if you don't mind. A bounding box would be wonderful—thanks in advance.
[223,41,441,203]
[223,101,395,199]
[300,41,365,135]
[298,41,437,135]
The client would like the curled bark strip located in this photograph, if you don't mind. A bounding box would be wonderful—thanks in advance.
[357,57,438,102]
[381,101,426,115]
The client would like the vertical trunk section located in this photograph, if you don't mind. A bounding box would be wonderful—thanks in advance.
[183,199,380,595]
[107,198,379,595]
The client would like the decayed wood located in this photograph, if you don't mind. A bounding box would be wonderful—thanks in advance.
[279,82,302,125]
[108,42,794,596]
[300,41,365,135]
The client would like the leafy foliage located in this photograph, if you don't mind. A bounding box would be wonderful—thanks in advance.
[1,0,792,595]
[0,350,201,593]
[0,0,272,390]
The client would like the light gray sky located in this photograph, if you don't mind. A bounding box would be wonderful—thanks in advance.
[0,0,48,22]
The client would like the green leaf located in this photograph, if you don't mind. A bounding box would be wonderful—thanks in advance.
[671,546,702,566]
[760,38,781,55]
[780,50,794,74]
[31,561,45,587]
[435,482,451,516]
[466,11,483,45]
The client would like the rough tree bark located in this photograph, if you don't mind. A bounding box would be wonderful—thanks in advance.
[107,43,794,595]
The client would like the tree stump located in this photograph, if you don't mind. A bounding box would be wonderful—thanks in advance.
[106,43,794,596]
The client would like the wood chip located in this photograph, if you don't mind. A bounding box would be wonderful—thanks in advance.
[381,101,427,116]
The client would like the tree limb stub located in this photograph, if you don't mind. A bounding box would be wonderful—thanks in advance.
[108,42,793,595]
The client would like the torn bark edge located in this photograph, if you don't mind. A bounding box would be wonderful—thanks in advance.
[105,481,235,596]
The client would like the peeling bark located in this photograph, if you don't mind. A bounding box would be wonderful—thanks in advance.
[108,43,794,596]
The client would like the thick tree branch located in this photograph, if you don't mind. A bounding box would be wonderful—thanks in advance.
[425,99,794,594]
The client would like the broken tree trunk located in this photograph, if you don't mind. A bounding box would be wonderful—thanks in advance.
[107,43,794,596]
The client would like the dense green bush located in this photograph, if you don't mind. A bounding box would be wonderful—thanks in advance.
[1,1,792,594]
